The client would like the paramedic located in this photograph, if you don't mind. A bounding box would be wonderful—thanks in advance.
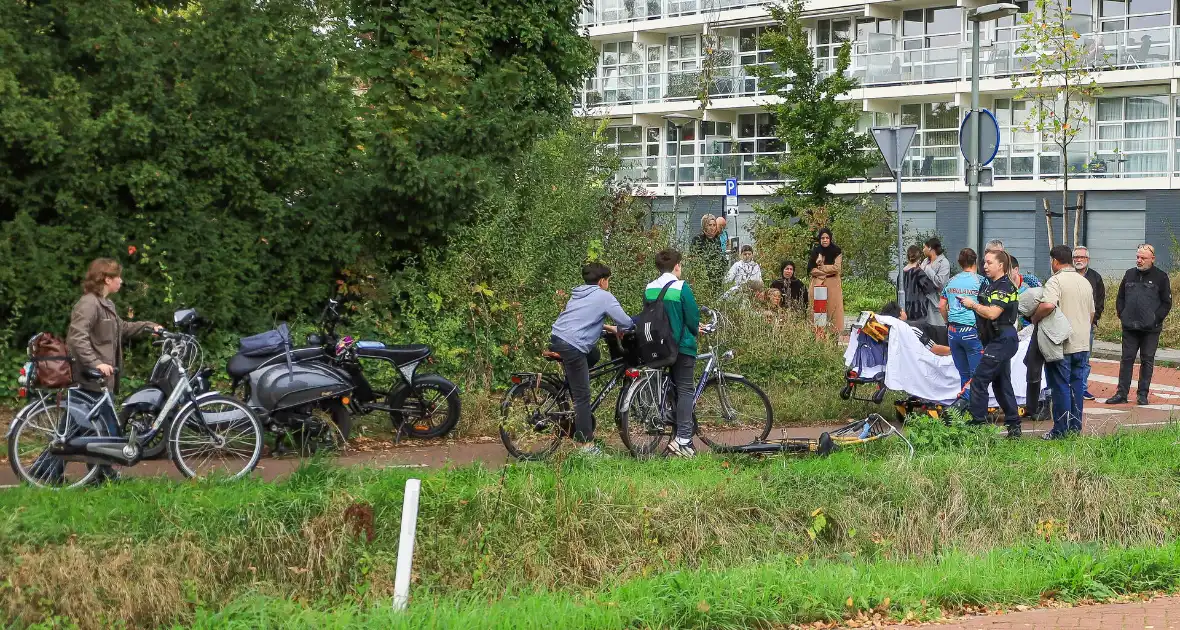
[939,248,983,395]
[956,250,1022,438]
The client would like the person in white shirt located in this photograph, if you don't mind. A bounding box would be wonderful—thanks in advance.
[725,245,762,289]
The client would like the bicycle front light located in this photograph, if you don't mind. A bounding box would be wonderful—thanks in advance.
[722,350,735,361]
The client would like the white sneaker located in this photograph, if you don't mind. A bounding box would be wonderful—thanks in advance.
[579,443,607,457]
[664,440,696,458]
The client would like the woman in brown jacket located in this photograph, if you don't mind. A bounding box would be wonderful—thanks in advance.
[808,227,845,335]
[67,259,160,393]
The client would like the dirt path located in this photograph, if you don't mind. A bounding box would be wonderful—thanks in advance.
[1,359,1176,486]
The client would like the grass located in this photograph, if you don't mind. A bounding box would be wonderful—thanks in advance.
[182,541,1180,629]
[1,425,1178,628]
[1095,272,1180,350]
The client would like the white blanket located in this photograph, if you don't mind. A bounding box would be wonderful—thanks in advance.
[843,315,1046,406]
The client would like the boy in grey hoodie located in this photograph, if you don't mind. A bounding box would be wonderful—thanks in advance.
[550,262,634,454]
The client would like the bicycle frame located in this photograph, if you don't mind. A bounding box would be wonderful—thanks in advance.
[510,355,629,425]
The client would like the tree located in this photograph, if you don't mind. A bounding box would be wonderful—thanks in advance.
[344,0,596,258]
[0,0,361,335]
[748,0,877,220]
[1011,0,1102,248]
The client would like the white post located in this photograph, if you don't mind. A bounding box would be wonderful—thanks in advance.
[392,478,422,611]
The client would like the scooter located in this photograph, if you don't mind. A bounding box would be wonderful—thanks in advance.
[225,299,462,443]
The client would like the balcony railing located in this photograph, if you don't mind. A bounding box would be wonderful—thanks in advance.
[575,26,1180,111]
[610,135,1180,188]
[581,0,769,27]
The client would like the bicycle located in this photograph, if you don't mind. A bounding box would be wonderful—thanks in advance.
[616,306,773,457]
[499,332,634,460]
[6,330,264,488]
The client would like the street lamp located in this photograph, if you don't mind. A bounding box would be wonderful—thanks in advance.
[966,3,1019,252]
[663,112,698,238]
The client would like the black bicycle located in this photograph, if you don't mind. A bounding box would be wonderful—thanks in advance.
[498,333,634,460]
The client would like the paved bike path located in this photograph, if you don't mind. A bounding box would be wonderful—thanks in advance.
[882,595,1180,629]
[1,360,1176,486]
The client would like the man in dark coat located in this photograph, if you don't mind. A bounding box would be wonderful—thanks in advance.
[1105,244,1173,405]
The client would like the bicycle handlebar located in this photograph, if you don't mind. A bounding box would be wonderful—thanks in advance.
[700,306,719,335]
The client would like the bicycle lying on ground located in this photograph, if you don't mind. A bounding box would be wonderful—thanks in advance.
[616,306,773,457]
[499,332,633,460]
[7,329,264,488]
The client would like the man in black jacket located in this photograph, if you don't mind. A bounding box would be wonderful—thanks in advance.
[1073,246,1106,400]
[1106,244,1173,405]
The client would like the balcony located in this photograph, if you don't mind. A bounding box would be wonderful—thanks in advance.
[574,63,772,109]
[581,0,768,28]
[609,132,1180,189]
[576,26,1180,113]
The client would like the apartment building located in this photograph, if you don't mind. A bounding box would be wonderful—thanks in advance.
[576,0,1177,277]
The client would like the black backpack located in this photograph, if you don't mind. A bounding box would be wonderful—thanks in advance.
[634,280,684,368]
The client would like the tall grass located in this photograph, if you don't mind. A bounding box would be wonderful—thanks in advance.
[1,427,1178,627]
[185,541,1180,629]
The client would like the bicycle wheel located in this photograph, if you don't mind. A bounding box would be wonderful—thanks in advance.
[7,400,105,489]
[389,374,462,439]
[695,375,773,451]
[168,395,263,480]
[499,379,569,460]
[617,373,674,458]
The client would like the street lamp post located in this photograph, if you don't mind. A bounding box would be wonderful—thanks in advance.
[966,3,1019,252]
[663,113,698,239]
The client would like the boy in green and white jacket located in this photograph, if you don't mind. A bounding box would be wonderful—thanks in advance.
[644,249,702,457]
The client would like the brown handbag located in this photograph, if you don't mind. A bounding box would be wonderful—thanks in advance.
[29,332,73,389]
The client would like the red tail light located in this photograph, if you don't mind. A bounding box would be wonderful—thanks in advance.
[17,387,26,398]
[625,369,641,379]
[510,376,522,384]
[849,370,858,379]
[18,366,25,376]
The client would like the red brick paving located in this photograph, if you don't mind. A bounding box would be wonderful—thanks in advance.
[883,596,1180,629]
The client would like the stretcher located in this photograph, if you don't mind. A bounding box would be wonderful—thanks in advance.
[842,311,1050,423]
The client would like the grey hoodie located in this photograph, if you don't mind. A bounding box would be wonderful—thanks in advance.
[551,285,634,354]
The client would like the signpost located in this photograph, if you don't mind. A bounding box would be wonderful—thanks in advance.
[724,177,738,216]
[870,125,918,309]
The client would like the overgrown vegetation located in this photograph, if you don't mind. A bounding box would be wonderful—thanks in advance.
[1,427,1178,627]
[0,0,594,354]
[187,542,1180,629]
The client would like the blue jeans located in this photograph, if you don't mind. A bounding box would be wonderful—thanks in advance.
[1081,327,1096,394]
[1045,351,1089,436]
[948,324,983,395]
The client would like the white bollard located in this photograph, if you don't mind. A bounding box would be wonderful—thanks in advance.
[392,478,422,611]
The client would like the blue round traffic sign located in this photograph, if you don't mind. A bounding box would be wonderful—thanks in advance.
[959,109,1000,168]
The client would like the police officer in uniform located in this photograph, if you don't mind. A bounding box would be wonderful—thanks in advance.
[956,250,1022,438]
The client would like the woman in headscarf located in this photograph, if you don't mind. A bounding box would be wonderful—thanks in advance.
[808,227,844,334]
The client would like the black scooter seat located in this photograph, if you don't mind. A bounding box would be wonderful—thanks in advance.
[226,346,326,379]
[356,343,431,365]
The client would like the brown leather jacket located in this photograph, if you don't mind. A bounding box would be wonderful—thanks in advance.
[67,293,155,391]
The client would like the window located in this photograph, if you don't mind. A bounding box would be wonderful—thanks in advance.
[666,120,699,185]
[739,27,774,95]
[666,35,700,100]
[1096,96,1168,176]
[603,126,648,181]
[815,18,852,75]
[701,121,737,183]
[736,113,783,183]
[901,102,960,179]
[900,7,962,82]
[992,98,1036,179]
[856,112,894,178]
[600,41,644,105]
[1094,0,1168,68]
